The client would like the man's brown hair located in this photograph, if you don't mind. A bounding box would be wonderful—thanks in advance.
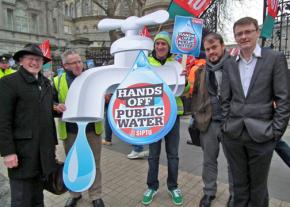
[233,17,259,32]
[203,32,224,45]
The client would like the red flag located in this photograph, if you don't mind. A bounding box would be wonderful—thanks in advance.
[140,26,151,38]
[39,40,51,59]
[173,0,212,17]
[267,0,279,18]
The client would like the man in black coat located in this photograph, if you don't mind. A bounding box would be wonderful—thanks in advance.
[0,43,57,207]
[221,17,290,207]
[193,32,233,207]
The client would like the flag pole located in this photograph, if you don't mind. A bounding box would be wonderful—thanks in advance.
[155,0,174,35]
[181,54,188,70]
[156,24,163,35]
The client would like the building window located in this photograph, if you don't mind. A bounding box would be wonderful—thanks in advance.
[64,25,69,33]
[64,25,72,34]
[53,18,57,33]
[83,0,90,16]
[76,27,80,34]
[65,4,69,16]
[15,9,28,32]
[30,13,38,33]
[70,3,74,18]
[6,8,14,30]
[102,0,108,8]
[83,25,88,33]
[76,0,81,17]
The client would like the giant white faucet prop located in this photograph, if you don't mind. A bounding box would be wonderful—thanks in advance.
[62,10,185,123]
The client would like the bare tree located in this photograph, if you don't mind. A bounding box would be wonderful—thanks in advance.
[92,0,117,16]
[92,0,250,42]
[217,0,262,43]
[123,0,146,16]
[92,0,146,41]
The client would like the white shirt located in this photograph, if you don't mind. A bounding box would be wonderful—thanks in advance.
[236,44,261,97]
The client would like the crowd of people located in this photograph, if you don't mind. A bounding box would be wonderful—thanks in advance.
[0,16,289,207]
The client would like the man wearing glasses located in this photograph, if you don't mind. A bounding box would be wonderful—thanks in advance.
[53,49,104,207]
[221,17,290,207]
[0,44,57,206]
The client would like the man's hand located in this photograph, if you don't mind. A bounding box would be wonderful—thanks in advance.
[4,154,18,168]
[54,103,66,113]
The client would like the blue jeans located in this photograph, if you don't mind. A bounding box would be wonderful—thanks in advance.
[147,116,180,191]
[104,104,112,142]
[275,139,290,168]
[132,145,144,152]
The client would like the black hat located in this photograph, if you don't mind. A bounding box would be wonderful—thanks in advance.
[13,43,51,64]
[0,54,12,63]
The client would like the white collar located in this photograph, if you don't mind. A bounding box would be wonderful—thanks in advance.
[236,44,261,61]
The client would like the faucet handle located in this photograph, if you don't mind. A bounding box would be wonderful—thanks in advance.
[98,19,124,31]
[136,10,169,27]
[98,10,169,33]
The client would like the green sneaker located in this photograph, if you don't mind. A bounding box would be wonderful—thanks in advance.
[142,189,157,205]
[168,188,183,205]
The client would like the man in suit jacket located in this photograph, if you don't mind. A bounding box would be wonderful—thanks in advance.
[221,17,290,207]
[0,44,57,206]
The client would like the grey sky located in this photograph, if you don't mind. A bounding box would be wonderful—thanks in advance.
[219,0,263,44]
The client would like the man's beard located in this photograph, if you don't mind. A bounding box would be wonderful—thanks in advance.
[210,59,220,65]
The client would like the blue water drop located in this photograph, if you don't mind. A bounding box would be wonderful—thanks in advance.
[108,51,177,145]
[63,122,96,192]
[132,51,151,70]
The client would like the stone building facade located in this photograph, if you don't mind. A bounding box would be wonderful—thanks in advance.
[0,0,67,61]
[143,0,170,15]
[0,0,131,70]
[0,0,172,70]
[61,0,132,66]
[2,0,288,70]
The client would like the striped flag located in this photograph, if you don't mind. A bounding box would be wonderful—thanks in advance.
[267,0,279,18]
[140,26,151,38]
[168,0,213,19]
[39,40,52,70]
[39,40,51,59]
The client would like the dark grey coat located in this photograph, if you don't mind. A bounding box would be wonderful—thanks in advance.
[0,67,57,179]
[221,49,290,143]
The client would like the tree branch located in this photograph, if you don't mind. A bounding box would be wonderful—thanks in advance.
[92,0,108,15]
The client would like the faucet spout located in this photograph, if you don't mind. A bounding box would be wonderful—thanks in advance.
[62,62,185,123]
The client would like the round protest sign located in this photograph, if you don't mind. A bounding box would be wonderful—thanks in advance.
[107,52,177,145]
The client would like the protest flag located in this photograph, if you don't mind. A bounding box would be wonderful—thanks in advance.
[140,26,151,38]
[261,0,279,39]
[39,40,51,59]
[39,40,52,71]
[168,0,213,19]
[267,0,279,18]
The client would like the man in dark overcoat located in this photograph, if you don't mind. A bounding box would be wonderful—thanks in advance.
[0,43,57,207]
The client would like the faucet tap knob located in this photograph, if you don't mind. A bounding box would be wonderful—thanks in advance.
[98,10,169,35]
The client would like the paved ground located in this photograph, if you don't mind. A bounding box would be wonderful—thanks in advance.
[0,116,290,207]
[103,116,290,203]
